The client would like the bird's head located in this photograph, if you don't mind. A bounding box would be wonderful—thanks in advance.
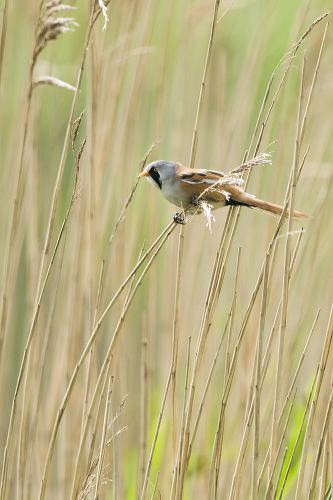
[138,160,178,190]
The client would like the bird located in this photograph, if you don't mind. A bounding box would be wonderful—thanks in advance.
[138,160,307,224]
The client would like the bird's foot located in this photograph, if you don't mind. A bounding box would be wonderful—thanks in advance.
[173,211,186,224]
[191,195,200,206]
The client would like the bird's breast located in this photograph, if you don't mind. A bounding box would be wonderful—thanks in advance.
[161,181,192,208]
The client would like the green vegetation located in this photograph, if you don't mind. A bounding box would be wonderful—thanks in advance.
[0,1,332,498]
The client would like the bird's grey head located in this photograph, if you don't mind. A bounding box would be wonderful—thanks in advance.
[138,160,177,190]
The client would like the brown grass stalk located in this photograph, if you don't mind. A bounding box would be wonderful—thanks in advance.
[0,132,84,499]
[264,391,296,499]
[295,303,333,499]
[277,367,319,499]
[0,0,8,91]
[40,223,177,499]
[138,335,149,495]
[81,143,157,433]
[171,226,185,462]
[318,435,329,500]
[257,308,320,491]
[140,365,173,500]
[251,250,270,499]
[77,367,110,500]
[173,336,191,499]
[180,16,328,490]
[187,305,231,472]
[307,388,333,498]
[267,58,305,487]
[76,241,144,498]
[93,369,113,499]
[208,249,241,498]
[228,228,303,499]
[189,0,221,169]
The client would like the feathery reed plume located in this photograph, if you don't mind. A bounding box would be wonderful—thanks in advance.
[33,1,78,66]
[32,76,77,91]
[97,0,109,31]
[198,200,215,232]
[229,152,272,175]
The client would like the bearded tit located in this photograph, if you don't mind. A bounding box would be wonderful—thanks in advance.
[138,160,307,223]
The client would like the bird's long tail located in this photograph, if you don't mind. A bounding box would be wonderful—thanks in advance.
[228,192,308,218]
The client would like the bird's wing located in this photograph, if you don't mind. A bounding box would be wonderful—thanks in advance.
[178,166,225,184]
[177,166,244,203]
[176,167,224,202]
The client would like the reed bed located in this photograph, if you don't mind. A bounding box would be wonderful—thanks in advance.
[0,0,333,499]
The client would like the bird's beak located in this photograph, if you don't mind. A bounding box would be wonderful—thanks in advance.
[138,170,149,179]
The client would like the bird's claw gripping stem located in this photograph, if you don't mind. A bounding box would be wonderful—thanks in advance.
[173,212,186,225]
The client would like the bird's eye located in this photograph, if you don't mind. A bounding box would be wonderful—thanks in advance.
[151,167,156,173]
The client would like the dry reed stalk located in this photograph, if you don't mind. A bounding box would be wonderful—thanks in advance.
[0,2,104,496]
[168,3,222,493]
[299,22,329,146]
[277,308,319,420]
[267,58,305,489]
[93,369,113,499]
[140,365,172,500]
[189,0,220,169]
[72,242,147,497]
[0,61,33,368]
[251,250,270,500]
[0,0,81,368]
[263,392,297,500]
[318,435,329,500]
[138,336,149,495]
[228,227,303,499]
[108,141,159,247]
[1,2,331,497]
[40,223,177,499]
[224,247,241,376]
[307,389,333,498]
[277,368,319,499]
[22,7,108,453]
[186,306,231,469]
[150,471,160,500]
[77,406,127,500]
[81,142,157,435]
[171,226,185,460]
[269,19,328,486]
[208,249,241,499]
[174,336,191,494]
[181,16,328,489]
[295,303,333,499]
[16,110,86,498]
[81,31,98,437]
[210,22,326,445]
[254,12,328,160]
[212,210,289,453]
[0,0,8,92]
[79,241,144,497]
[49,220,175,470]
[257,308,320,490]
[174,208,235,496]
[77,368,110,500]
[31,1,100,319]
[0,124,85,500]
[274,447,289,499]
[209,52,309,492]
[139,228,192,499]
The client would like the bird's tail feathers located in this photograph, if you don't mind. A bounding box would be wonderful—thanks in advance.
[229,192,308,219]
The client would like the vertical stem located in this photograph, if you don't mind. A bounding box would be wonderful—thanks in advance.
[268,59,304,489]
[189,0,221,168]
[251,251,270,499]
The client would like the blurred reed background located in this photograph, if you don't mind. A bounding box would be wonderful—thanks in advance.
[0,0,333,498]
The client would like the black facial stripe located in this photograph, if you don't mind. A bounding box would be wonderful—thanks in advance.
[149,167,162,189]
